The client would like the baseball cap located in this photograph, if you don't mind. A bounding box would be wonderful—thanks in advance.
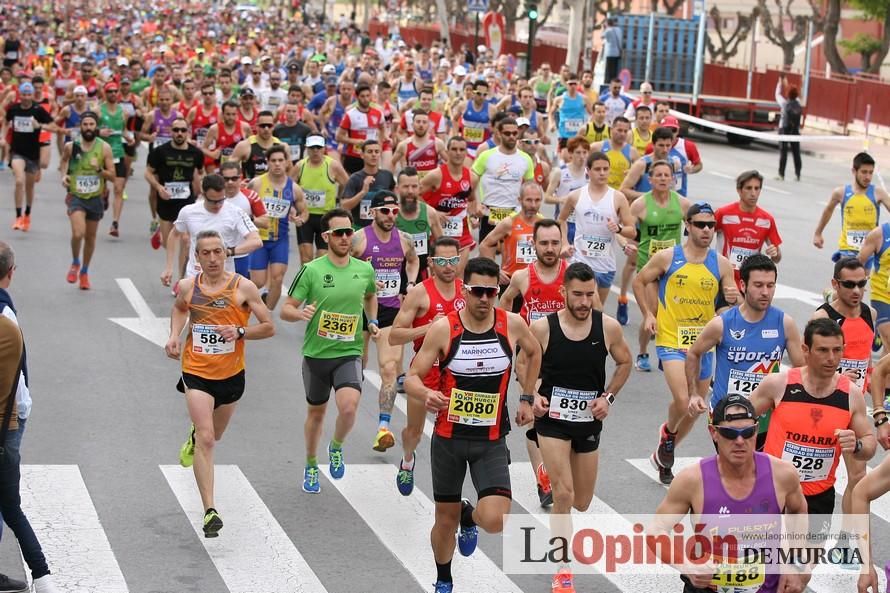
[240,56,253,65]
[712,394,757,425]
[240,87,256,96]
[104,81,119,92]
[18,82,34,94]
[686,201,715,220]
[120,77,131,84]
[516,117,531,128]
[438,58,450,69]
[73,85,88,95]
[287,62,301,71]
[324,76,337,86]
[661,115,680,129]
[371,191,399,208]
[306,135,325,148]
[196,47,205,54]
[322,64,336,74]
[117,57,129,66]
[477,44,487,53]
[453,65,467,76]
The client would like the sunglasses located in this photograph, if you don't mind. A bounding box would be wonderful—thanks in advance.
[325,227,355,237]
[375,206,399,216]
[466,285,499,298]
[689,221,716,229]
[223,175,240,182]
[258,123,274,129]
[837,279,868,289]
[202,91,215,96]
[172,127,189,133]
[715,425,757,440]
[501,131,519,137]
[205,197,226,204]
[474,91,487,96]
[430,255,460,267]
[521,139,540,145]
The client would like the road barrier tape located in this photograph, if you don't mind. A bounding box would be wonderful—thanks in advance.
[667,109,863,144]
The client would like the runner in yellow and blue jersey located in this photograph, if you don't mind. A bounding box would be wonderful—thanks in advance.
[858,221,890,356]
[632,202,738,484]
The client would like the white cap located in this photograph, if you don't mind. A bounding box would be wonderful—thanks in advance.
[117,57,129,66]
[453,65,467,76]
[306,135,325,148]
[477,44,487,53]
[260,54,272,61]
[322,64,336,74]
[241,56,253,65]
[159,44,169,53]
[397,40,407,47]
[73,85,88,95]
[516,117,531,128]
[438,58,450,68]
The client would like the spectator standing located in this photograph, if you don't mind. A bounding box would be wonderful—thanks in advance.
[775,75,802,182]
[602,18,623,83]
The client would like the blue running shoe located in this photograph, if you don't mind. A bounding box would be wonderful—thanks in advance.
[396,457,415,496]
[302,466,320,493]
[457,499,478,557]
[616,299,629,326]
[328,443,345,479]
[635,354,652,372]
[433,581,454,593]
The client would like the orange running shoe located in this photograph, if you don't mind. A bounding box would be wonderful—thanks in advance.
[79,273,91,290]
[20,214,30,232]
[537,463,553,507]
[551,565,575,593]
[150,227,162,250]
[11,216,23,230]
[66,263,80,283]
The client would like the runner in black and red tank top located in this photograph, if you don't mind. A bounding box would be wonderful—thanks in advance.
[405,256,541,593]
[202,102,250,169]
[392,109,446,180]
[809,257,877,522]
[188,81,220,171]
[389,237,466,497]
[420,137,479,277]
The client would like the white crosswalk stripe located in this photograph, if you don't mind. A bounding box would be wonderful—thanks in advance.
[19,465,130,593]
[161,465,329,593]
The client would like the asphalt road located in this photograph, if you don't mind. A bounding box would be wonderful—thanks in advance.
[0,132,886,593]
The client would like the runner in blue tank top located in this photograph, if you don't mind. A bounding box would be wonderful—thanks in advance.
[684,255,805,450]
[549,73,590,151]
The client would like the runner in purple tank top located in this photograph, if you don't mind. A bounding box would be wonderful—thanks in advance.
[351,191,420,454]
[653,395,808,593]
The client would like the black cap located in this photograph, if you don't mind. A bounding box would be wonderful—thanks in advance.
[240,87,256,96]
[712,394,757,425]
[286,62,300,71]
[686,201,715,220]
[370,190,398,208]
[325,76,337,86]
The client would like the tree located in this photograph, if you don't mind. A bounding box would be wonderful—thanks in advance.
[840,33,884,70]
[706,7,758,64]
[822,0,848,75]
[757,0,824,67]
[660,0,684,15]
[849,0,890,75]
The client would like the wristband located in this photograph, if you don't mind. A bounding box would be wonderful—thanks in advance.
[873,409,888,418]
[519,394,534,405]
[876,415,889,428]
[367,319,379,326]
[854,438,863,454]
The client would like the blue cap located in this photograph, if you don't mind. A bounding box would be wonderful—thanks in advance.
[19,82,34,94]
[686,201,715,220]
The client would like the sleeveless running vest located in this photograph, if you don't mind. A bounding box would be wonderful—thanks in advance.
[243,136,282,180]
[182,274,249,380]
[99,103,125,159]
[656,246,720,350]
[519,261,567,323]
[839,184,879,252]
[461,101,491,153]
[67,140,106,199]
[557,93,586,138]
[502,214,539,276]
[216,123,245,162]
[413,278,466,353]
[256,174,295,242]
[406,139,439,177]
[763,368,851,496]
[64,106,84,143]
[870,223,890,304]
[362,228,406,309]
[554,165,587,225]
[192,103,219,146]
[636,191,684,271]
[572,186,618,273]
[297,156,338,215]
[152,107,178,149]
[601,140,632,190]
[423,164,474,248]
[397,202,432,271]
[437,308,513,440]
[817,302,874,391]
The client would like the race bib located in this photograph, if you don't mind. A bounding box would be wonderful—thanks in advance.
[648,238,676,257]
[5,50,17,60]
[165,181,191,200]
[838,358,868,390]
[190,324,235,355]
[155,135,172,146]
[729,246,758,269]
[548,386,598,422]
[727,369,765,396]
[412,232,428,256]
[563,118,584,132]
[579,235,610,258]
[305,189,326,209]
[364,128,379,141]
[442,213,465,237]
[781,441,833,482]
[264,197,291,219]
[316,311,358,341]
[710,561,765,593]
[516,234,536,264]
[677,326,702,349]
[121,103,136,118]
[463,126,484,143]
[846,230,868,250]
[488,207,516,224]
[195,128,208,145]
[376,270,401,298]
[360,198,372,220]
[75,175,100,195]
[13,116,34,133]
[447,388,499,426]
[528,310,548,322]
[288,144,302,161]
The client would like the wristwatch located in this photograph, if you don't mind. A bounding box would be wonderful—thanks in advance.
[876,415,889,428]
[519,394,535,405]
[227,246,235,257]
[236,326,246,340]
[854,438,863,454]
[602,392,615,406]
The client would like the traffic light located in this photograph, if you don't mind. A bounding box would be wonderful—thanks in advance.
[528,3,538,20]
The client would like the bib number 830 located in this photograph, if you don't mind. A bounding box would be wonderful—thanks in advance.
[558,399,588,411]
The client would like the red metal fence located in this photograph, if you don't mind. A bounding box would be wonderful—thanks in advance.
[702,63,890,130]
[393,24,589,73]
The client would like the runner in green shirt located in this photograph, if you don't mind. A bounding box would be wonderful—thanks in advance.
[281,208,378,495]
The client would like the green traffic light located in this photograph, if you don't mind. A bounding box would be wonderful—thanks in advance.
[528,8,538,19]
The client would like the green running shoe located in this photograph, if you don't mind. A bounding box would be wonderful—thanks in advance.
[203,508,223,538]
[179,424,195,468]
